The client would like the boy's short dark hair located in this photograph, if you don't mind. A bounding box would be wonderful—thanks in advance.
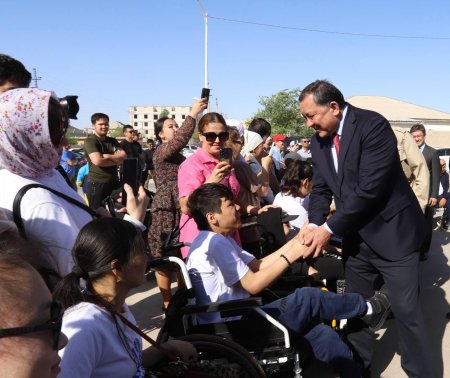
[91,113,109,125]
[122,124,133,134]
[248,118,272,139]
[187,183,234,231]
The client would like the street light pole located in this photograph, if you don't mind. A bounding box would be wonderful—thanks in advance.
[196,0,209,110]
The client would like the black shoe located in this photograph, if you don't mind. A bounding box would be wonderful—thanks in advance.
[441,220,449,230]
[362,289,391,332]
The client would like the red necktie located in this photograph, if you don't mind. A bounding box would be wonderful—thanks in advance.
[332,133,340,157]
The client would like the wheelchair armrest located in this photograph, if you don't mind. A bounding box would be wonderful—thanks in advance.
[147,257,173,270]
[182,297,263,315]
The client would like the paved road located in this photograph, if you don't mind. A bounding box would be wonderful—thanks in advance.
[126,200,450,377]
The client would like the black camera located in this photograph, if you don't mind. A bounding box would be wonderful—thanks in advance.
[59,95,79,119]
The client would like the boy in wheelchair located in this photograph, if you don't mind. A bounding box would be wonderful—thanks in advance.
[185,183,391,378]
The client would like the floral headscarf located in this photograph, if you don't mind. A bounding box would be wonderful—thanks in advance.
[0,88,62,178]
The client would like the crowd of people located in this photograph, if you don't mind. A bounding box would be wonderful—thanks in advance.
[0,53,445,378]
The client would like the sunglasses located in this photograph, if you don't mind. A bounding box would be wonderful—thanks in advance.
[0,301,64,350]
[201,131,229,143]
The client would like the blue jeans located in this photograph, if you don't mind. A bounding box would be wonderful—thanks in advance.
[262,287,367,378]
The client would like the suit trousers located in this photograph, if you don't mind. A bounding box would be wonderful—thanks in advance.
[344,242,434,378]
[262,287,367,378]
[420,206,434,254]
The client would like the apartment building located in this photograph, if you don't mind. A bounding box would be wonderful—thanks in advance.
[129,104,192,139]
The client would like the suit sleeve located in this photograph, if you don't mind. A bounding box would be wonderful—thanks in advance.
[327,117,400,236]
[429,149,441,199]
[308,160,334,226]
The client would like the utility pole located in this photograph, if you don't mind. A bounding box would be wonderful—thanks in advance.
[31,68,42,88]
[196,0,209,111]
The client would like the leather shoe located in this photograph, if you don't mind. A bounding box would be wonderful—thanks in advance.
[362,289,391,332]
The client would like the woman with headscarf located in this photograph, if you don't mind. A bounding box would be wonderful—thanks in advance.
[0,88,147,276]
[241,130,275,205]
[226,128,275,254]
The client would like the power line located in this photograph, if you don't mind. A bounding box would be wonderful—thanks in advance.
[209,16,450,40]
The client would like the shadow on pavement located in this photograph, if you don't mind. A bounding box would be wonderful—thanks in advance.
[127,277,165,335]
[371,228,450,377]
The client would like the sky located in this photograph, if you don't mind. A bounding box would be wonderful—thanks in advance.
[2,0,450,129]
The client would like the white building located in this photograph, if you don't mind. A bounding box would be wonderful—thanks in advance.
[129,104,192,140]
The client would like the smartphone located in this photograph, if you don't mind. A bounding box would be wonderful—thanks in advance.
[121,158,139,207]
[201,87,210,104]
[219,148,232,165]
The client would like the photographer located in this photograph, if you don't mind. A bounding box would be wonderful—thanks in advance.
[0,88,148,277]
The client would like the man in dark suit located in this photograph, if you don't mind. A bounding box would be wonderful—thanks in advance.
[410,124,440,259]
[298,80,433,377]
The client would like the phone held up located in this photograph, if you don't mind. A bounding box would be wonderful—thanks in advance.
[201,87,210,104]
[121,158,140,207]
[219,148,233,165]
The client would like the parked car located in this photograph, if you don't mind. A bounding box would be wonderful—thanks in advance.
[182,144,198,158]
[69,147,85,160]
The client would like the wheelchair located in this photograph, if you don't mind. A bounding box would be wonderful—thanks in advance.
[150,256,318,378]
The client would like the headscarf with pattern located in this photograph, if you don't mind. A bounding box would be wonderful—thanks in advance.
[0,88,61,178]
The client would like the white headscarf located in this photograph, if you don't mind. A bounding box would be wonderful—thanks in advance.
[0,88,61,178]
[226,119,244,136]
[241,130,263,157]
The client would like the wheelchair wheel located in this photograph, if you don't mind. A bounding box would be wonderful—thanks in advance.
[178,333,266,377]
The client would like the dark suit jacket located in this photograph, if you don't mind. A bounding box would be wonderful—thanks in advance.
[308,104,426,261]
[422,144,440,199]
[440,171,449,200]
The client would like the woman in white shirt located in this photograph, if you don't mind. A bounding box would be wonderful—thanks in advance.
[54,217,195,378]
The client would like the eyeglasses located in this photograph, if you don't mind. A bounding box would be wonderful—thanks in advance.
[201,131,229,142]
[232,140,242,145]
[0,301,64,350]
[302,140,310,144]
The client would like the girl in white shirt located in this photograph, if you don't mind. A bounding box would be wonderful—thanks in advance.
[274,160,313,230]
[54,217,196,378]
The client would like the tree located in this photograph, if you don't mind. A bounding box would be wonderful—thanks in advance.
[253,88,314,138]
[159,108,169,118]
[108,121,126,138]
[108,128,123,138]
[66,136,78,146]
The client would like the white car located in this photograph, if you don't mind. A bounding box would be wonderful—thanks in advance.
[182,145,198,158]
